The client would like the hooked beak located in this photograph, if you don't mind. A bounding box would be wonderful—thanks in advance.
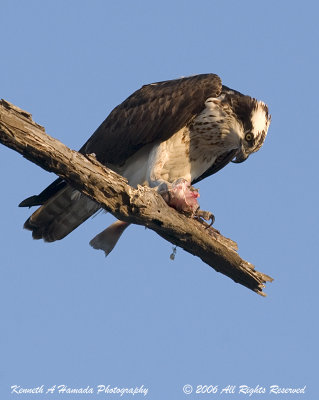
[232,142,249,163]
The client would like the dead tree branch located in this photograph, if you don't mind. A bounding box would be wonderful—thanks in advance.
[0,99,273,296]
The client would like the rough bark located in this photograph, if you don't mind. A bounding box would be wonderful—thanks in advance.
[0,99,273,295]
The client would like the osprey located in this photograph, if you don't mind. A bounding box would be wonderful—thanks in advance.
[20,74,271,255]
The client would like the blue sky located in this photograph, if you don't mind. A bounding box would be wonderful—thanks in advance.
[1,0,318,399]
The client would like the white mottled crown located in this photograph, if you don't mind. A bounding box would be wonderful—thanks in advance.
[251,101,271,135]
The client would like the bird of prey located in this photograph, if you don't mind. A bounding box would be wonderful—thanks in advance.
[19,74,271,255]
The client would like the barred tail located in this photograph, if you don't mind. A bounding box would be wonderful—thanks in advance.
[24,185,100,242]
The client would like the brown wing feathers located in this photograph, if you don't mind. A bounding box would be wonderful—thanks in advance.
[20,74,222,241]
[80,74,222,166]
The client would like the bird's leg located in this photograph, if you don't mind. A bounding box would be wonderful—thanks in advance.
[194,209,215,227]
[157,178,215,225]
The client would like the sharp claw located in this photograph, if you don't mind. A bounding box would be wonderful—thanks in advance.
[195,209,215,227]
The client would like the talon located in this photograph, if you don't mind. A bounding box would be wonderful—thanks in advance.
[195,209,215,227]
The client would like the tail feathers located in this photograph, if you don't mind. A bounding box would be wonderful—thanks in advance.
[90,220,130,256]
[24,185,100,242]
[19,178,66,207]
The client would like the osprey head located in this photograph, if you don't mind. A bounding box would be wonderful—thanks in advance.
[233,100,271,163]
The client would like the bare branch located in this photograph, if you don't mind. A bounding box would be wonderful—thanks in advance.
[0,99,273,296]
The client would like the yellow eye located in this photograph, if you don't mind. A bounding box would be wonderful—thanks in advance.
[245,132,253,141]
